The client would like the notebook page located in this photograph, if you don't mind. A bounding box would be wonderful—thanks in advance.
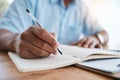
[59,45,96,60]
[59,45,120,60]
[8,52,80,72]
[84,54,120,61]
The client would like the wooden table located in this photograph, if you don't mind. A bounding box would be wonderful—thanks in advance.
[0,51,113,80]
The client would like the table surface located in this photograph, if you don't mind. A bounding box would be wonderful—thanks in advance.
[0,51,114,80]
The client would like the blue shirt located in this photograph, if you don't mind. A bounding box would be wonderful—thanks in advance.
[0,0,103,44]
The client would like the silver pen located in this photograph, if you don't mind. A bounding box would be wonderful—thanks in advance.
[26,9,62,55]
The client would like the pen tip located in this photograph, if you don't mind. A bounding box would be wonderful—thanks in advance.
[26,9,30,13]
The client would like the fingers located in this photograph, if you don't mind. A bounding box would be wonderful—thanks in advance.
[19,49,39,59]
[19,41,50,58]
[74,38,91,48]
[17,26,58,59]
[22,30,57,54]
[78,38,91,48]
[72,36,102,49]
[71,38,86,47]
[32,27,58,48]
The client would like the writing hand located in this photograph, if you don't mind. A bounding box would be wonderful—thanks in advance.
[14,26,58,59]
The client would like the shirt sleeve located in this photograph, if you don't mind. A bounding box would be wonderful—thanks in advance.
[82,1,104,36]
[0,0,37,33]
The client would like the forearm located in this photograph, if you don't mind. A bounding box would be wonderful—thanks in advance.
[0,29,18,51]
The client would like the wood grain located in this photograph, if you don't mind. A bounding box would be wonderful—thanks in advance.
[0,51,113,80]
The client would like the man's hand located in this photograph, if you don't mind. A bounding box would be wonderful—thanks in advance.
[14,26,58,59]
[71,35,102,49]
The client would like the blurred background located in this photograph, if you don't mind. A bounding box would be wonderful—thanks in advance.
[85,0,120,50]
[0,0,120,50]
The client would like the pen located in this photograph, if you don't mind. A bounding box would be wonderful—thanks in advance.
[26,9,63,55]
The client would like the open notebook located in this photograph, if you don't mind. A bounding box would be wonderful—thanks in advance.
[8,45,120,72]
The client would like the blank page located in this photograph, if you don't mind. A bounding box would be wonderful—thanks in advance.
[8,52,80,72]
[59,45,120,60]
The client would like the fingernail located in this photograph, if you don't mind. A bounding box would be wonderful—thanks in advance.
[53,52,57,55]
[53,49,58,55]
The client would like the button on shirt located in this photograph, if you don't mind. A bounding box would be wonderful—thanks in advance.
[0,0,103,44]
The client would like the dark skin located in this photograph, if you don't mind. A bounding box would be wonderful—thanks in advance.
[0,0,109,59]
[0,26,58,59]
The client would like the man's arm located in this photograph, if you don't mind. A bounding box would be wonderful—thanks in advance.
[0,29,18,51]
[0,26,58,59]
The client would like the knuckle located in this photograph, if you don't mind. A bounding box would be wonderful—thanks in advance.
[39,29,47,37]
[29,26,42,31]
[41,28,47,33]
[33,28,47,38]
[39,41,46,48]
[21,32,26,40]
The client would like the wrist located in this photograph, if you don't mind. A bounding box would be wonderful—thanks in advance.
[10,34,19,52]
[96,33,104,44]
[14,34,21,54]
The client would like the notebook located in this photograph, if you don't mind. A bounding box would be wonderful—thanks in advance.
[77,58,120,73]
[8,45,120,73]
[75,59,120,79]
